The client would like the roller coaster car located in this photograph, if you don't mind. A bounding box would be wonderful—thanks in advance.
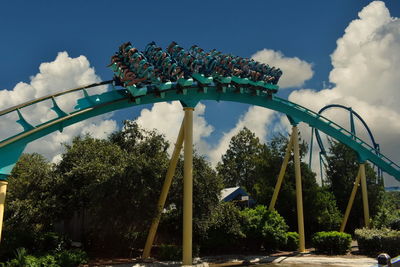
[249,80,279,92]
[231,76,249,85]
[126,85,148,97]
[192,73,213,85]
[261,82,279,93]
[155,81,172,91]
[214,75,232,84]
[177,78,194,87]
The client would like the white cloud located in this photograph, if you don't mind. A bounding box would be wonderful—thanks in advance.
[288,1,400,187]
[135,101,214,156]
[251,49,314,89]
[0,52,117,163]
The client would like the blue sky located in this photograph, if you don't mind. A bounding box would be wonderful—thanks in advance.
[1,1,400,186]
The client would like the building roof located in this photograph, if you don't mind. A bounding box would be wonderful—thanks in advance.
[220,186,241,201]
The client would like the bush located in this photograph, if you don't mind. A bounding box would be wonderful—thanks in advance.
[282,232,299,251]
[312,231,351,255]
[55,249,88,267]
[157,244,181,261]
[201,202,245,253]
[1,248,87,267]
[355,228,400,257]
[240,205,288,251]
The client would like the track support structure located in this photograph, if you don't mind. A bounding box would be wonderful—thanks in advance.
[360,163,370,228]
[0,180,8,242]
[142,120,185,258]
[183,107,194,266]
[268,126,305,252]
[269,133,294,211]
[339,163,370,232]
[292,126,306,252]
[340,168,361,232]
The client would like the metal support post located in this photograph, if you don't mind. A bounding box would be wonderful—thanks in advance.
[339,167,361,232]
[292,126,306,252]
[142,120,185,258]
[0,181,8,242]
[269,133,294,211]
[183,107,194,266]
[360,163,370,228]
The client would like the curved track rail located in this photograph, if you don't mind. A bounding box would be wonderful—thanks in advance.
[1,82,399,181]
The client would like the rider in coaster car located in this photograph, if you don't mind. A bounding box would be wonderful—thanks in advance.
[167,41,178,54]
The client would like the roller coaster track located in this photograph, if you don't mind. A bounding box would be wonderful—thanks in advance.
[1,81,399,181]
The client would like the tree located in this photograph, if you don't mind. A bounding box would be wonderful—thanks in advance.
[1,153,57,259]
[326,141,384,232]
[6,153,57,229]
[54,135,127,218]
[248,133,341,236]
[217,127,263,194]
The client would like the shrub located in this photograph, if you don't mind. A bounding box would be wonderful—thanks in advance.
[55,249,88,267]
[282,232,299,251]
[240,205,288,251]
[157,244,181,261]
[355,228,400,257]
[2,248,59,267]
[201,202,245,253]
[312,231,351,255]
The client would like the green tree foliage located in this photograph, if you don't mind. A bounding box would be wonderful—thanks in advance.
[55,135,127,217]
[217,129,342,237]
[326,141,384,232]
[312,231,352,255]
[240,205,288,251]
[372,191,400,229]
[0,154,58,259]
[200,202,245,253]
[6,153,56,229]
[216,127,263,194]
[2,120,223,258]
[54,122,171,255]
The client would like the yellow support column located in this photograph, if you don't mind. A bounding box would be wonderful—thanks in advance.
[142,120,185,258]
[339,167,361,232]
[292,126,305,252]
[360,163,370,228]
[182,107,194,266]
[269,134,294,211]
[0,180,8,242]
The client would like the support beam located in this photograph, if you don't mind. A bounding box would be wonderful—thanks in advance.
[340,167,361,232]
[142,120,185,258]
[182,107,194,266]
[0,180,8,242]
[269,133,294,211]
[292,126,305,252]
[360,163,370,228]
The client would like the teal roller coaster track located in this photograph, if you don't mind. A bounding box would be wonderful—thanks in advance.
[0,79,399,181]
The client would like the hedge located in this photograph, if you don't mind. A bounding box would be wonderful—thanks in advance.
[312,231,352,255]
[282,232,299,251]
[355,228,400,257]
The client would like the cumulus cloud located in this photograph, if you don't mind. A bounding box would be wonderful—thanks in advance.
[288,1,400,187]
[251,49,314,89]
[0,52,117,163]
[135,101,214,156]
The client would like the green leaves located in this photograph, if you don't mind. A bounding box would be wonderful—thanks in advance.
[312,231,352,255]
[217,127,263,193]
